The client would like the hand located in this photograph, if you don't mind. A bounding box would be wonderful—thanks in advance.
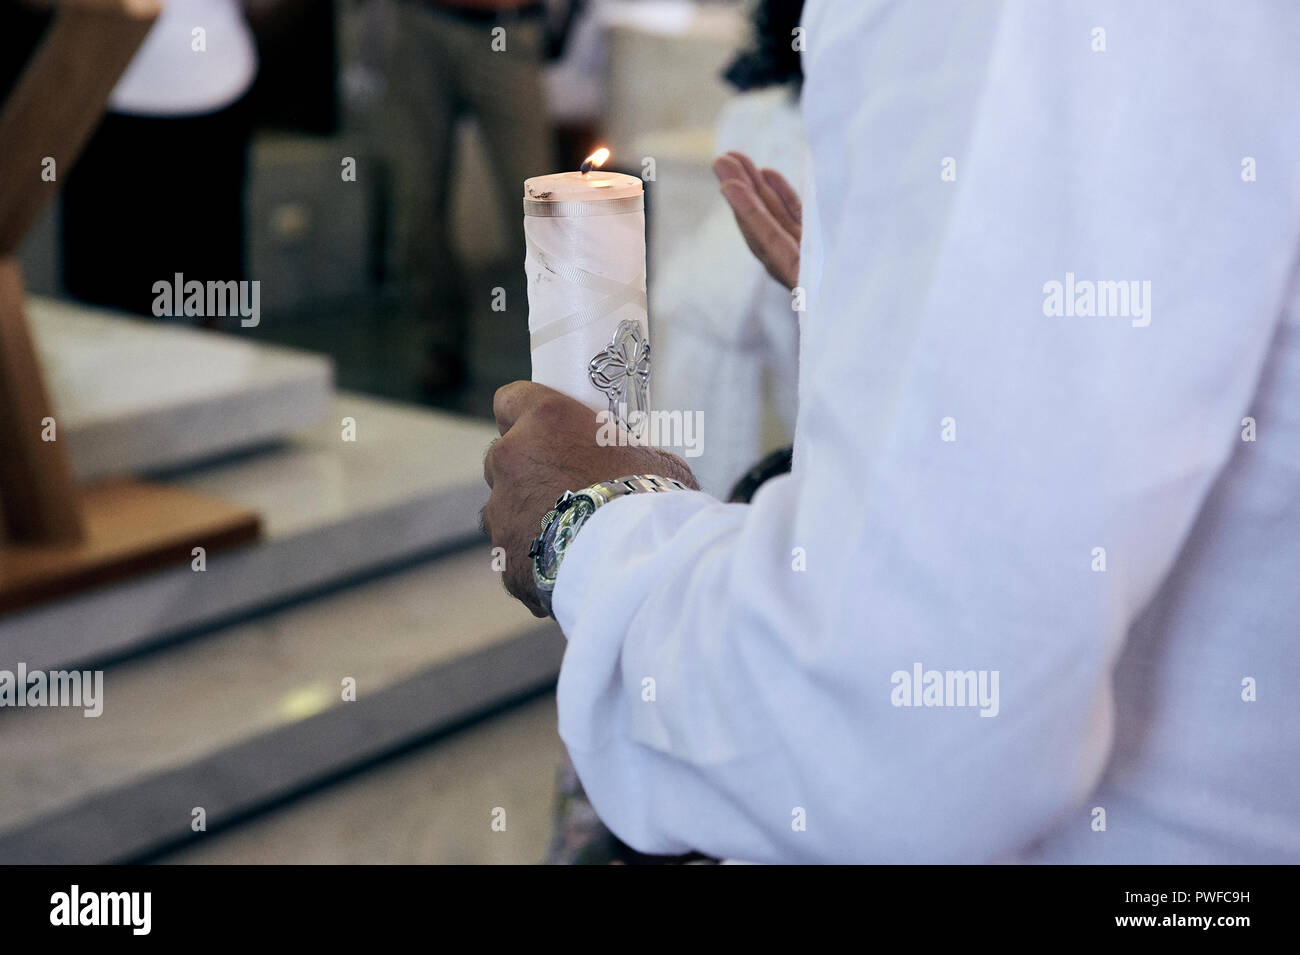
[713,150,802,291]
[483,381,699,616]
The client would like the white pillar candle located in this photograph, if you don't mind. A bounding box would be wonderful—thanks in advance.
[523,156,650,434]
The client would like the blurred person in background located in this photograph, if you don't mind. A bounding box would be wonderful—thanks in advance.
[59,0,259,323]
[381,0,557,396]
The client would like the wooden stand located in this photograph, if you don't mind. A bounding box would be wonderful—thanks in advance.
[0,0,261,616]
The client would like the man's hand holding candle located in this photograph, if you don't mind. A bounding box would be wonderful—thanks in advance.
[483,381,698,616]
[489,148,803,616]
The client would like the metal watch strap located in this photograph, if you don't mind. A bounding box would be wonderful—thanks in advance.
[532,473,689,615]
[591,474,690,502]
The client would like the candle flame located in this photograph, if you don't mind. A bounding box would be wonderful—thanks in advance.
[580,148,611,175]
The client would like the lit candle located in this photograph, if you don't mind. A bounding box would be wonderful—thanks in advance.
[523,149,650,433]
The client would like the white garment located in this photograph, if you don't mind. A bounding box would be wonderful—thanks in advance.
[543,0,608,125]
[652,88,802,497]
[552,0,1300,863]
[110,0,257,116]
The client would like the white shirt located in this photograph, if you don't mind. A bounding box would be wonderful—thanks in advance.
[110,0,257,116]
[552,0,1300,863]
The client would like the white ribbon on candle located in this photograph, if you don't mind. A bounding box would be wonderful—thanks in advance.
[524,193,650,422]
[526,244,646,350]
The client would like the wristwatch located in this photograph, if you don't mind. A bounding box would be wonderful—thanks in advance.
[529,474,689,616]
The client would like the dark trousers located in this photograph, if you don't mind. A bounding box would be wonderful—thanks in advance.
[385,2,555,349]
[61,96,252,320]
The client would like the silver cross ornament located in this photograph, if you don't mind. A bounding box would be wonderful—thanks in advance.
[588,318,651,436]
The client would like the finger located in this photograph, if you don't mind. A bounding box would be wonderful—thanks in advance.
[483,437,498,488]
[498,551,547,617]
[493,380,539,435]
[712,154,746,185]
[481,494,507,548]
[730,152,800,241]
[652,448,701,490]
[721,179,801,289]
[720,178,795,271]
[725,151,763,190]
[768,244,799,291]
[761,167,802,239]
[719,177,772,244]
[721,152,772,210]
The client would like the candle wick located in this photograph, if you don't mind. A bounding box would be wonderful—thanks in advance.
[580,160,593,175]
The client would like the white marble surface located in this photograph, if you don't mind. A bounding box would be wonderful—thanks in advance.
[157,694,561,865]
[0,548,539,837]
[29,297,333,479]
[602,1,742,159]
[0,392,501,670]
[632,126,719,274]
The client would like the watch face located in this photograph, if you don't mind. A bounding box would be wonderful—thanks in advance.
[539,497,596,582]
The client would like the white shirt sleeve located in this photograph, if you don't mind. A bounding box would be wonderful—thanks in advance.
[551,0,1300,862]
[110,0,257,116]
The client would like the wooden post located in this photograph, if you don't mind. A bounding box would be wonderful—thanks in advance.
[0,0,262,614]
[0,0,160,543]
[0,0,162,253]
[0,258,84,542]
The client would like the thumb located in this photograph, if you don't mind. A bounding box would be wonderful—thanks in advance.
[493,380,544,435]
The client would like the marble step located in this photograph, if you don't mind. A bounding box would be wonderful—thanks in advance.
[155,694,562,865]
[0,391,500,671]
[0,548,564,864]
[30,297,334,481]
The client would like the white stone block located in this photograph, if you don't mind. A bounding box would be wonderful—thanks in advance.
[30,297,334,480]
